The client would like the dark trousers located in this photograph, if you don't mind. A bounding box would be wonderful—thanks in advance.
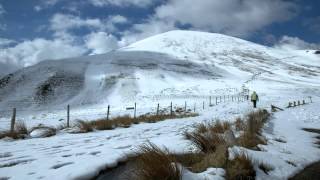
[252,100,257,108]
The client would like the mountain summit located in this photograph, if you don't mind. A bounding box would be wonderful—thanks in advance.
[0,30,319,110]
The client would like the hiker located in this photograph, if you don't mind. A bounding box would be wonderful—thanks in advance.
[251,91,259,108]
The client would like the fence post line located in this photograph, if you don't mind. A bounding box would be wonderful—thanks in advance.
[107,105,110,121]
[67,105,70,128]
[170,102,173,116]
[10,108,16,133]
[203,101,205,110]
[134,102,137,119]
[157,103,160,116]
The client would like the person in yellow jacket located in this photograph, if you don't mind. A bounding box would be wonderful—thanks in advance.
[251,91,259,108]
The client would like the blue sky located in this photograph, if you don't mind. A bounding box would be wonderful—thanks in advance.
[0,0,319,71]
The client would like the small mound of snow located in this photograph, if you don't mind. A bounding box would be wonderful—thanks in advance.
[30,126,56,138]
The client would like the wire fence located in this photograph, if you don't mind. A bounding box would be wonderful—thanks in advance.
[0,92,250,131]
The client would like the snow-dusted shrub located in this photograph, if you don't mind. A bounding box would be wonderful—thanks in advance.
[133,143,181,180]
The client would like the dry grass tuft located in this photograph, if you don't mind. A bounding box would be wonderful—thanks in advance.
[113,115,132,128]
[14,121,28,135]
[235,117,245,131]
[226,152,256,180]
[209,120,231,134]
[75,120,93,133]
[132,143,182,180]
[91,118,114,130]
[191,145,228,172]
[237,109,270,149]
[0,121,28,139]
[184,130,226,153]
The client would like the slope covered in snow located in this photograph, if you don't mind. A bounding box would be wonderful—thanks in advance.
[0,30,319,119]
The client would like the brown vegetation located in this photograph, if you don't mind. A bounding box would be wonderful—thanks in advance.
[226,152,256,180]
[132,143,182,180]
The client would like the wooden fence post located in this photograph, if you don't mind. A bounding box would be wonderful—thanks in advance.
[203,101,205,110]
[209,96,212,106]
[185,101,187,112]
[223,95,226,103]
[107,105,110,121]
[134,102,137,119]
[67,105,70,128]
[216,97,218,105]
[194,103,196,112]
[157,103,160,116]
[10,108,16,133]
[220,96,222,103]
[309,96,313,103]
[293,101,296,107]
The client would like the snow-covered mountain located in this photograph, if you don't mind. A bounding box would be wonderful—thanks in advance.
[0,30,319,110]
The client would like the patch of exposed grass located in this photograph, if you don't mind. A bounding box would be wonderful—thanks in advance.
[235,117,245,131]
[226,152,256,180]
[75,120,93,133]
[91,112,198,131]
[0,121,28,139]
[184,130,226,153]
[237,109,270,149]
[91,118,114,130]
[113,115,133,128]
[132,143,182,180]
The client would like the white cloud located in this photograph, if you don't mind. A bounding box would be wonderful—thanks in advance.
[34,0,61,11]
[0,38,87,68]
[85,32,120,54]
[50,13,105,33]
[49,13,128,38]
[276,36,320,50]
[0,38,15,47]
[154,0,298,37]
[89,0,156,8]
[121,18,176,44]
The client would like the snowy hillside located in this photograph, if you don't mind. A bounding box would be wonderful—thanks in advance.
[0,30,319,118]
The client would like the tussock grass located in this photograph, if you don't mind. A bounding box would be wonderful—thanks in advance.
[113,115,133,128]
[190,145,228,172]
[91,112,198,131]
[132,143,182,180]
[75,120,93,133]
[0,121,28,139]
[238,109,270,149]
[184,131,226,153]
[226,152,256,180]
[235,117,245,131]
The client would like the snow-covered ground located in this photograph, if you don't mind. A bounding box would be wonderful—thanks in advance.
[0,96,320,180]
[0,30,320,179]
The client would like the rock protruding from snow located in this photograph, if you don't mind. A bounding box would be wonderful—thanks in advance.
[30,125,56,138]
